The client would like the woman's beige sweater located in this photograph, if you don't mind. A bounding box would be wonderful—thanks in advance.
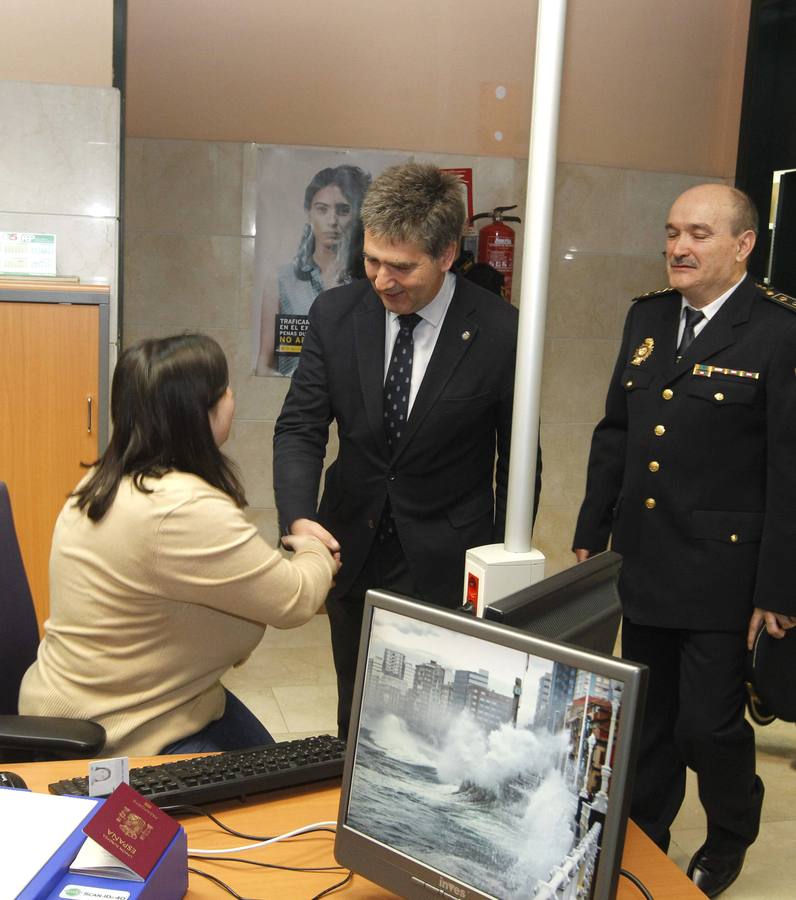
[19,471,335,755]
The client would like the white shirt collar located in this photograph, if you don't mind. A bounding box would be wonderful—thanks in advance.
[386,271,456,329]
[680,274,747,322]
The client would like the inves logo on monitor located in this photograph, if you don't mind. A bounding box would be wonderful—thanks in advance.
[439,877,467,897]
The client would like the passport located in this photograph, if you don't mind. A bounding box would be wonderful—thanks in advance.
[76,782,179,880]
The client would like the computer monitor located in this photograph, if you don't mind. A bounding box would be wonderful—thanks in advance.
[335,588,647,900]
[484,551,623,655]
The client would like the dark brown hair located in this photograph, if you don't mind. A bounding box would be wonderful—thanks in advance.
[73,333,246,521]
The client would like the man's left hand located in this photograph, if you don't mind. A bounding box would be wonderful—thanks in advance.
[747,607,796,650]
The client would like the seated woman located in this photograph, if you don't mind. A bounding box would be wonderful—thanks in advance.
[19,334,339,756]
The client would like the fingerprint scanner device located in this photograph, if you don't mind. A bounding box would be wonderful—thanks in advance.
[335,589,647,900]
[1,788,187,900]
[463,543,546,615]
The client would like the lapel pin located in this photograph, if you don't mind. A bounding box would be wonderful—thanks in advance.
[462,330,471,341]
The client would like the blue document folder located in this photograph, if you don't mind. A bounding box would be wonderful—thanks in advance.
[2,788,187,899]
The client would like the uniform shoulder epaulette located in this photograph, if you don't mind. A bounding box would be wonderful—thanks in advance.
[631,287,677,302]
[757,283,796,314]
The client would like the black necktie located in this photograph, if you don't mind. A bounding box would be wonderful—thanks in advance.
[676,306,705,358]
[384,314,421,448]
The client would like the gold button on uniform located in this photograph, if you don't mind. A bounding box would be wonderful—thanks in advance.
[662,388,674,400]
[625,380,633,388]
[654,425,666,436]
[644,498,656,509]
[714,392,724,401]
[730,533,739,543]
[648,461,660,472]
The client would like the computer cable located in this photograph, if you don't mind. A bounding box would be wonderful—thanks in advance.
[619,867,654,899]
[163,803,335,841]
[181,811,348,898]
[311,869,354,898]
[187,859,352,900]
[186,865,256,900]
[187,854,345,875]
[186,819,337,855]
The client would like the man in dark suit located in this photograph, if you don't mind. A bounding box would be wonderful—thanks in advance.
[574,183,796,897]
[274,163,539,738]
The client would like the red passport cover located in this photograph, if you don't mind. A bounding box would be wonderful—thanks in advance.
[82,782,180,879]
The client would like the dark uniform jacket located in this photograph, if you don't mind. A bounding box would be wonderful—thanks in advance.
[274,276,539,609]
[574,276,796,631]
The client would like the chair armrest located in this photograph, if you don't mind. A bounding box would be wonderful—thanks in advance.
[0,715,106,759]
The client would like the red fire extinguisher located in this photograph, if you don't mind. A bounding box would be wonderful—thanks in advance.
[471,205,521,301]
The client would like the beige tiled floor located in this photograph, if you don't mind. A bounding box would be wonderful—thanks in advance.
[222,613,338,743]
[226,615,796,898]
[670,718,796,899]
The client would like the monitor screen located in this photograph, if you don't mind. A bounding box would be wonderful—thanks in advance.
[335,589,647,900]
[484,551,623,656]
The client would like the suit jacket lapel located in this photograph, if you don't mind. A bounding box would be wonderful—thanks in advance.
[392,284,479,460]
[354,291,389,452]
[664,278,755,381]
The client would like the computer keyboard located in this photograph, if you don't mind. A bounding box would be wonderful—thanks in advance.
[48,733,346,809]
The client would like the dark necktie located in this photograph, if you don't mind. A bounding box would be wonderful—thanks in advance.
[676,306,705,359]
[384,313,421,449]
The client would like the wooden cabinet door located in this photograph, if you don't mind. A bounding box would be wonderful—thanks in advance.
[0,301,99,629]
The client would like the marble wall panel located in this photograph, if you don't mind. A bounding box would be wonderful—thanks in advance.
[540,337,620,425]
[239,237,255,331]
[125,139,243,235]
[241,143,258,238]
[538,422,595,509]
[531,504,583,580]
[546,254,624,340]
[551,163,725,257]
[0,81,119,218]
[224,419,275,510]
[551,164,629,256]
[123,233,242,329]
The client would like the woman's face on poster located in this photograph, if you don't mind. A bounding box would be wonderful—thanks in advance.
[307,184,353,252]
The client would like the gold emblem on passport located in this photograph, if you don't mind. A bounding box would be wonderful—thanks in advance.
[630,338,655,366]
[118,806,153,841]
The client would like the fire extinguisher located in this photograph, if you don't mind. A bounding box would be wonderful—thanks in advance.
[471,205,521,301]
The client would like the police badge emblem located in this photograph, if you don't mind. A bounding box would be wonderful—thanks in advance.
[630,338,655,366]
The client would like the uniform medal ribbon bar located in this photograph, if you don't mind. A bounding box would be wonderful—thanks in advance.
[692,364,760,380]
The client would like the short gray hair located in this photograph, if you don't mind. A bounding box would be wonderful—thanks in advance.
[728,186,759,236]
[360,163,465,258]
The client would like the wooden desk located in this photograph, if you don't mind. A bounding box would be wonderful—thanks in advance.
[12,757,703,898]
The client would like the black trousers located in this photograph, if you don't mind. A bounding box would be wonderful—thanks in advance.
[621,617,763,854]
[325,529,420,741]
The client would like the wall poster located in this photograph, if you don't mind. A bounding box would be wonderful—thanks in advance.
[251,146,408,377]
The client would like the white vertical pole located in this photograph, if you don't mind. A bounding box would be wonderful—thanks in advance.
[504,0,569,552]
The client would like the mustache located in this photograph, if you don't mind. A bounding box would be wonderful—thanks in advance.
[663,253,697,268]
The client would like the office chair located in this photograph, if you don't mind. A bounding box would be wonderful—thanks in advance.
[0,480,105,761]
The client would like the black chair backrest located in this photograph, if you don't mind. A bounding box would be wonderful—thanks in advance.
[0,482,41,715]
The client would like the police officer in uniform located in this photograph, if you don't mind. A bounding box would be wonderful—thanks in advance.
[573,183,796,897]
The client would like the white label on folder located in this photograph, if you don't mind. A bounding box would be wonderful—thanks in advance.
[59,887,130,899]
